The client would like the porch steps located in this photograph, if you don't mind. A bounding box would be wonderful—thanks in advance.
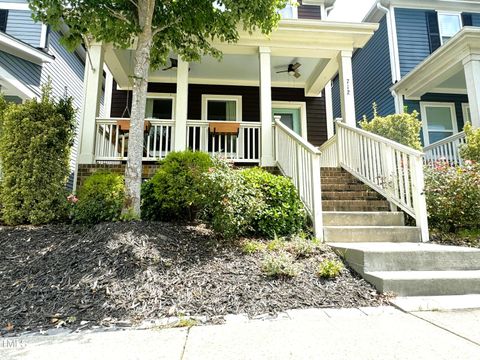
[330,243,480,296]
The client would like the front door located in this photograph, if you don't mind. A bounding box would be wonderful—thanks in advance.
[272,108,301,135]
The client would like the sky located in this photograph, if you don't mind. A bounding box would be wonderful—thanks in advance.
[328,0,377,22]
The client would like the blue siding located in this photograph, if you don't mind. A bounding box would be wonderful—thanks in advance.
[352,16,395,120]
[395,8,432,77]
[5,10,42,47]
[0,50,42,95]
[331,75,341,119]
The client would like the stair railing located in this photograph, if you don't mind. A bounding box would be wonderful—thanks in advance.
[319,135,339,168]
[336,121,429,242]
[274,118,323,240]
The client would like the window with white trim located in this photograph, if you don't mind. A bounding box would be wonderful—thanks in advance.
[145,94,175,119]
[438,12,462,44]
[420,102,458,145]
[202,95,242,121]
[277,1,298,19]
[462,103,471,124]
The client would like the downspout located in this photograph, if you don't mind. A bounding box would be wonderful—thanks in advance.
[376,1,404,113]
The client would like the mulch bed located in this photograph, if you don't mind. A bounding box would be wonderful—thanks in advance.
[0,222,388,333]
[430,231,480,248]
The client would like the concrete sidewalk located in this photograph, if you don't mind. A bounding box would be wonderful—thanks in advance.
[3,307,480,360]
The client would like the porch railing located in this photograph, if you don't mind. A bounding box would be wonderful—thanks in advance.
[274,118,323,240]
[319,136,339,168]
[423,131,466,167]
[336,121,429,242]
[94,118,261,163]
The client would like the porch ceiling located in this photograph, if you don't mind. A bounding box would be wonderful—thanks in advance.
[392,28,480,99]
[105,20,377,95]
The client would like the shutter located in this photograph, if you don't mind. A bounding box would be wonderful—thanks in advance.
[0,10,8,33]
[462,13,473,26]
[426,11,441,53]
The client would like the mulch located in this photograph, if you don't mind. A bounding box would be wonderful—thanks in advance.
[0,222,388,333]
[430,231,480,248]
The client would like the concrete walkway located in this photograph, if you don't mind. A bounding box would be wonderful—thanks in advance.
[3,307,480,360]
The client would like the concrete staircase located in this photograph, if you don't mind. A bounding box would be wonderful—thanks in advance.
[322,168,480,297]
[330,243,480,296]
[321,168,421,243]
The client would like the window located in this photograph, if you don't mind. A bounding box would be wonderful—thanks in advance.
[420,102,458,145]
[277,1,298,19]
[438,12,462,44]
[202,95,242,121]
[145,94,175,119]
[0,10,8,33]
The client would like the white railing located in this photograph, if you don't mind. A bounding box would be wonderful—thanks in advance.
[95,118,174,161]
[186,120,261,162]
[336,122,429,242]
[423,131,466,167]
[319,135,339,168]
[274,118,323,240]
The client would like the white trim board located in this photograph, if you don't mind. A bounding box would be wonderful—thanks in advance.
[272,100,308,139]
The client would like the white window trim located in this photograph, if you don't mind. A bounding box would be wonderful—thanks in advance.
[279,1,298,20]
[420,101,458,146]
[437,11,463,45]
[462,102,471,124]
[272,101,308,139]
[201,94,243,122]
[145,93,176,120]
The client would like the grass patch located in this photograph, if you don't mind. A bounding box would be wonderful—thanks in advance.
[173,317,199,328]
[317,259,344,279]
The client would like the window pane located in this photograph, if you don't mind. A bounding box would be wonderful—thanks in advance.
[429,131,454,143]
[439,14,461,40]
[278,4,294,19]
[425,106,454,131]
[275,113,294,130]
[208,100,236,121]
[146,98,173,119]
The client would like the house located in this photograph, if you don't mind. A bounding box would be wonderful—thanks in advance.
[0,0,100,185]
[329,0,480,164]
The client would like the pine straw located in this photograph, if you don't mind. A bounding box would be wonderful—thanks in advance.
[0,222,388,333]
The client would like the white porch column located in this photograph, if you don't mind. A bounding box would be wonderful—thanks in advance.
[259,47,275,166]
[338,50,356,127]
[324,81,335,138]
[78,43,105,164]
[463,54,480,128]
[103,66,114,118]
[174,57,189,151]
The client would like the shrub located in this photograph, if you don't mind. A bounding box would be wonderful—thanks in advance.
[317,259,344,279]
[425,161,480,232]
[201,158,263,238]
[141,151,213,221]
[359,104,422,150]
[460,122,480,163]
[261,252,300,278]
[241,167,307,237]
[285,234,322,258]
[0,86,75,225]
[73,171,125,224]
[241,240,267,254]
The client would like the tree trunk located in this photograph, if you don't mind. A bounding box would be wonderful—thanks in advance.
[124,0,155,216]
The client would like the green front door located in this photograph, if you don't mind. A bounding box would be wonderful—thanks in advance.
[272,108,301,135]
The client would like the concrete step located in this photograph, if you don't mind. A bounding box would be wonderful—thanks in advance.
[330,243,480,272]
[322,200,390,212]
[364,270,480,296]
[321,191,385,201]
[324,226,421,243]
[323,212,405,226]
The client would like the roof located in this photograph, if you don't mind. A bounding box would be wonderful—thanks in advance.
[0,31,54,64]
[363,0,480,23]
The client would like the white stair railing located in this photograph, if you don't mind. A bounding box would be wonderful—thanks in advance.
[274,118,323,240]
[336,121,429,242]
[319,135,339,168]
[423,131,466,167]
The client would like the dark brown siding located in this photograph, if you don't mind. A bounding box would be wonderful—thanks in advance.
[111,82,327,146]
[298,1,322,20]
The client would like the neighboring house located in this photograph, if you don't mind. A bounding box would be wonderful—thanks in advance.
[330,0,480,153]
[0,0,99,186]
